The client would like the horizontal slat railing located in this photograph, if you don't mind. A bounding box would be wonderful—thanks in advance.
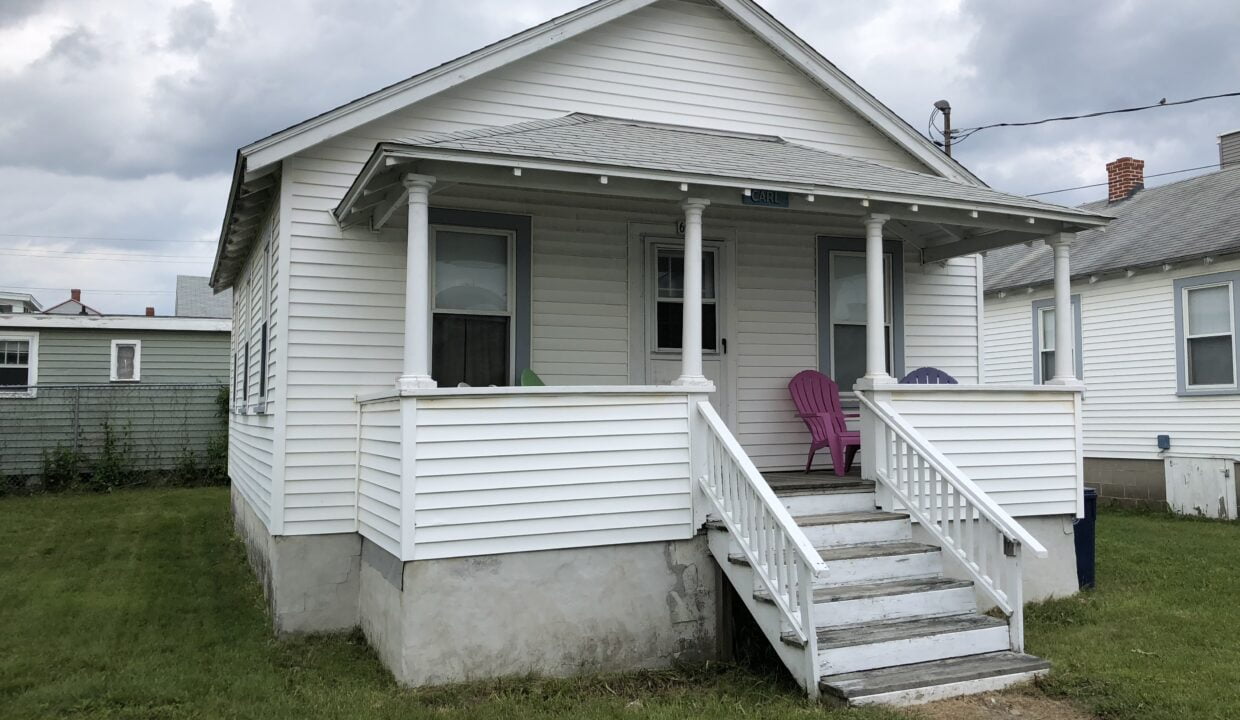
[696,401,826,696]
[856,391,1047,652]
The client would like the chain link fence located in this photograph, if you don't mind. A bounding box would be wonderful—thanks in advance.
[0,383,228,491]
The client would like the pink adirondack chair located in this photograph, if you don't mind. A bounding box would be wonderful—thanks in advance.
[788,370,860,476]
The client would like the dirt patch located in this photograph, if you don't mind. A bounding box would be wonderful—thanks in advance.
[913,689,1095,720]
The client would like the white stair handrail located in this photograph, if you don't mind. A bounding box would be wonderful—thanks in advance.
[695,401,826,694]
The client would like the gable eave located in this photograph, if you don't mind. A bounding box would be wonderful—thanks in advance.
[240,0,659,173]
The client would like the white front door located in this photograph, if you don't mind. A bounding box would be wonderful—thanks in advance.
[645,239,732,424]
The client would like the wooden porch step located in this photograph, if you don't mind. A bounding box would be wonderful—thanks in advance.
[820,651,1051,706]
[793,510,907,526]
[818,541,940,562]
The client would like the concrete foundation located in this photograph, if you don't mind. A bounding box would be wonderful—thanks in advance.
[358,535,720,687]
[1085,457,1168,510]
[230,485,361,634]
[913,514,1080,606]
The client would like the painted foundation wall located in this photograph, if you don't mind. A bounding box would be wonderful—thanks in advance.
[358,535,719,687]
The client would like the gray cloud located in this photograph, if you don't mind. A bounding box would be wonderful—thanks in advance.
[167,1,217,53]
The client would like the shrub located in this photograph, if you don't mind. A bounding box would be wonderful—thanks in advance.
[41,445,86,493]
[87,420,135,491]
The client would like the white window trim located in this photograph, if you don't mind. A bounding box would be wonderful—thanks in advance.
[1182,281,1237,392]
[110,339,141,382]
[0,332,38,398]
[650,243,722,355]
[429,225,518,383]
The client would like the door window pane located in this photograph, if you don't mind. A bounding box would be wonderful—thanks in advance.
[1188,335,1235,386]
[658,254,683,299]
[1040,309,1056,351]
[1187,285,1232,336]
[1041,352,1056,385]
[654,248,718,351]
[832,325,866,393]
[115,345,136,380]
[435,231,509,312]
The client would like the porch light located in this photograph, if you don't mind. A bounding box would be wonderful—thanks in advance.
[970,210,979,218]
[599,175,609,184]
[909,204,919,212]
[806,194,815,202]
[1027,217,1036,224]
[860,199,870,208]
[1163,263,1173,272]
[679,183,689,192]
[512,168,522,177]
[743,188,752,197]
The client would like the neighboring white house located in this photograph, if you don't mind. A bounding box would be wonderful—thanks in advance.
[0,291,42,314]
[985,135,1240,518]
[210,0,1109,705]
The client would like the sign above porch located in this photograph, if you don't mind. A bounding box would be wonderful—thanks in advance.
[742,189,790,208]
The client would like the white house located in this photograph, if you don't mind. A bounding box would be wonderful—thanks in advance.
[985,135,1240,518]
[211,0,1109,705]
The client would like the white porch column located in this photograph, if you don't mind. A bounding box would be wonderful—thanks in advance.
[397,174,437,391]
[1047,232,1078,385]
[863,213,894,384]
[673,198,712,387]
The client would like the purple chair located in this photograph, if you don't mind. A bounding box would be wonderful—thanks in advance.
[900,367,958,384]
[788,370,860,476]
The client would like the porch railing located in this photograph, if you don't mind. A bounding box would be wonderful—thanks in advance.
[856,391,1048,652]
[696,401,826,695]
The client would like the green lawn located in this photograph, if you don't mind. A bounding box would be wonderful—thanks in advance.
[3,488,1238,719]
[1025,510,1240,719]
[0,488,899,720]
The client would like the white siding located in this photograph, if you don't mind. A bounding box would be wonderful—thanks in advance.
[905,254,982,383]
[357,400,402,557]
[888,389,1082,517]
[984,258,1240,460]
[229,200,279,528]
[410,392,692,560]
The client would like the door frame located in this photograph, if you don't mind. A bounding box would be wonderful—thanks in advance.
[627,220,737,427]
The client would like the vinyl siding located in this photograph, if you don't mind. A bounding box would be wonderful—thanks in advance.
[888,389,1082,517]
[228,200,279,529]
[983,256,1240,460]
[409,392,692,560]
[357,399,402,557]
[904,254,982,383]
[27,328,228,384]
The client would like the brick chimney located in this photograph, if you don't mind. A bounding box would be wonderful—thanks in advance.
[145,307,155,317]
[1106,157,1145,203]
[70,288,81,302]
[1220,129,1240,169]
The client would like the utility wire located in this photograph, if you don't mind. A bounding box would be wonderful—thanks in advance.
[0,285,177,294]
[1028,162,1221,197]
[0,232,215,244]
[0,250,210,265]
[944,91,1240,148]
[0,246,211,261]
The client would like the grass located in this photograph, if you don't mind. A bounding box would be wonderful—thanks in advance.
[1025,510,1240,719]
[5,488,1239,719]
[0,487,902,720]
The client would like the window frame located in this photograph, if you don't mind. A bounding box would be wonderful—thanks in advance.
[816,236,905,395]
[0,332,38,398]
[649,242,723,355]
[1031,295,1082,384]
[1174,271,1240,396]
[109,339,142,383]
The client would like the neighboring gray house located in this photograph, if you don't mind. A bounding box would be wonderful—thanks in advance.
[175,275,232,318]
[0,298,232,477]
[984,130,1240,516]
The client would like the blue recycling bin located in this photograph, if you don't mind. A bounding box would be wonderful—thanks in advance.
[1074,487,1098,589]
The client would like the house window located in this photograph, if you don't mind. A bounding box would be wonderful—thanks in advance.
[1031,296,1082,383]
[0,334,37,396]
[652,246,719,352]
[817,236,903,394]
[1175,272,1239,395]
[110,340,141,382]
[0,305,12,313]
[431,227,515,387]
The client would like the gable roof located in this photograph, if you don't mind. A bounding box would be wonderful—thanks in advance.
[239,0,978,184]
[348,114,1099,223]
[175,276,232,318]
[42,298,103,316]
[984,166,1240,293]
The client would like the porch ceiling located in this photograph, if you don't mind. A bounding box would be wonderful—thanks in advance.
[335,114,1111,263]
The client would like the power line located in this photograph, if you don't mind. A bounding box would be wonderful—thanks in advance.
[0,285,177,294]
[947,90,1240,147]
[0,250,211,265]
[0,246,212,261]
[1028,162,1220,197]
[0,232,215,244]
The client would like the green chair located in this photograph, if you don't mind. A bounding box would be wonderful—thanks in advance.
[519,368,545,387]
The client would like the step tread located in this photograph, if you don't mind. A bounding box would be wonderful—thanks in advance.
[820,651,1050,700]
[770,480,876,496]
[811,576,973,603]
[818,541,941,562]
[815,613,1007,649]
[794,510,909,526]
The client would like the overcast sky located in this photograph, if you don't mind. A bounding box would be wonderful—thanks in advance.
[1,0,1238,314]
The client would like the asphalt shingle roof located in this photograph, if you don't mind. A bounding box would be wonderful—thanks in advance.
[984,166,1240,292]
[175,275,232,318]
[394,114,1101,220]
